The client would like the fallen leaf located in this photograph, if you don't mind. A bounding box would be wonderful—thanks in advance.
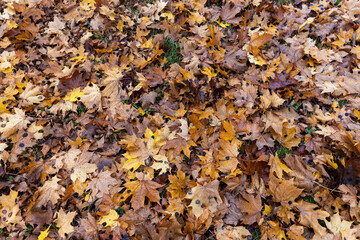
[55,209,77,239]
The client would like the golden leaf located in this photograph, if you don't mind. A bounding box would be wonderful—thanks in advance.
[99,209,119,228]
[63,88,85,102]
[269,153,292,179]
[168,170,189,198]
[38,226,50,240]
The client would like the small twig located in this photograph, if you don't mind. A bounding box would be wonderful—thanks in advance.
[314,181,345,194]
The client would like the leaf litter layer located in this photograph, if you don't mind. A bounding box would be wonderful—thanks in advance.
[1,0,360,239]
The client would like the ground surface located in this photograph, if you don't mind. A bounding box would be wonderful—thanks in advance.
[1,0,360,239]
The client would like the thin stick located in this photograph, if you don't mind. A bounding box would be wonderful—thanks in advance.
[314,181,345,194]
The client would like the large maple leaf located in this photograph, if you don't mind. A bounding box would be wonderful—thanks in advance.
[186,180,222,218]
[168,169,189,198]
[55,208,77,239]
[237,193,262,225]
[0,108,30,138]
[0,190,25,229]
[269,153,293,179]
[294,200,330,236]
[198,149,219,179]
[122,172,163,210]
[217,138,241,174]
[35,176,63,207]
[87,170,118,198]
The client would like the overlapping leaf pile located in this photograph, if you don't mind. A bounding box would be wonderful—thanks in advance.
[1,0,360,239]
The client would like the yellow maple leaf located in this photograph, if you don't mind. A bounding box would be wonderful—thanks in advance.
[122,151,145,171]
[0,108,30,138]
[247,52,267,66]
[0,97,9,114]
[295,200,329,236]
[68,137,88,146]
[144,128,166,152]
[141,38,154,49]
[219,120,235,141]
[217,139,241,174]
[35,176,62,207]
[99,209,119,228]
[73,179,88,195]
[198,150,219,179]
[263,204,272,215]
[0,189,18,208]
[216,225,251,239]
[99,5,117,21]
[63,88,84,102]
[16,78,27,93]
[80,0,96,11]
[179,67,195,83]
[116,21,124,32]
[260,89,285,109]
[166,197,185,214]
[151,154,169,175]
[216,18,230,28]
[175,103,186,117]
[351,46,360,59]
[325,212,353,236]
[69,46,87,62]
[326,153,338,169]
[188,12,205,25]
[4,85,18,101]
[354,109,360,120]
[38,226,50,240]
[137,107,146,115]
[265,24,279,36]
[201,66,217,80]
[269,153,292,179]
[168,170,189,198]
[6,20,17,30]
[263,221,287,239]
[0,62,12,73]
[281,127,301,150]
[160,11,174,20]
[217,65,228,76]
